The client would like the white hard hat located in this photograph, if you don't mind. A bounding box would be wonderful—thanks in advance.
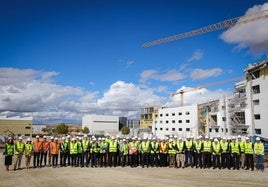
[214,139,218,142]
[62,137,65,140]
[67,135,71,138]
[98,137,101,141]
[78,137,82,140]
[111,136,115,140]
[27,138,31,141]
[178,137,182,140]
[116,135,120,138]
[246,137,250,140]
[205,136,209,139]
[237,135,241,138]
[51,136,54,139]
[123,139,126,141]
[43,136,47,139]
[55,138,58,141]
[71,138,75,141]
[174,135,178,138]
[36,135,40,138]
[84,135,87,138]
[256,137,260,141]
[19,137,22,140]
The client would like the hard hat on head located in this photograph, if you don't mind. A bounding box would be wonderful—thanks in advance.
[256,137,260,141]
[62,137,65,140]
[19,137,22,140]
[27,138,31,141]
[36,135,40,138]
[43,136,47,139]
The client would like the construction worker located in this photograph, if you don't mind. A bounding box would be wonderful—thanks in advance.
[60,137,68,167]
[150,137,159,167]
[212,139,221,169]
[66,135,71,166]
[230,137,241,170]
[254,137,264,172]
[159,138,168,167]
[91,138,100,167]
[168,139,177,168]
[194,136,203,168]
[108,136,118,167]
[25,138,33,170]
[137,138,142,166]
[33,135,43,168]
[141,138,150,168]
[82,135,89,167]
[237,135,245,169]
[185,136,194,168]
[41,136,50,167]
[175,137,185,168]
[99,138,108,167]
[77,137,83,167]
[129,137,138,167]
[70,138,78,167]
[120,139,129,167]
[220,137,230,169]
[50,138,60,168]
[244,137,254,171]
[14,136,25,170]
[48,137,54,167]
[202,136,212,169]
[4,137,14,171]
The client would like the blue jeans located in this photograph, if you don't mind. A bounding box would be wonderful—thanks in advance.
[255,155,264,170]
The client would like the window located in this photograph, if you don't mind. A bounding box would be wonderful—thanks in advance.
[155,121,158,124]
[25,126,31,129]
[222,106,226,110]
[252,85,260,94]
[155,114,158,118]
[253,100,260,106]
[186,111,190,115]
[160,121,163,124]
[215,128,219,133]
[226,128,228,133]
[172,113,175,116]
[251,70,260,79]
[254,114,261,120]
[166,120,169,124]
[255,129,261,135]
[186,119,190,123]
[178,128,182,131]
[166,113,169,117]
[166,128,169,131]
[178,120,182,123]
[221,128,224,132]
[155,128,157,130]
[160,127,163,131]
[186,128,190,132]
[172,120,175,124]
[209,128,212,132]
[178,112,182,115]
[160,114,163,117]
[172,128,175,131]
[222,117,226,122]
[25,134,30,136]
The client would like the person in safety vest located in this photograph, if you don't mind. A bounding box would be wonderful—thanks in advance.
[33,135,42,168]
[108,136,118,167]
[220,137,230,170]
[91,138,100,167]
[202,136,212,169]
[99,137,108,167]
[4,137,14,171]
[60,137,68,167]
[194,136,203,168]
[149,137,159,167]
[41,135,50,167]
[168,139,177,168]
[254,137,264,172]
[50,138,60,168]
[129,137,138,167]
[230,136,241,170]
[237,135,245,169]
[212,139,221,169]
[70,137,78,167]
[82,135,89,167]
[25,138,33,170]
[141,138,151,168]
[66,135,71,166]
[185,136,194,168]
[120,139,129,167]
[76,137,83,167]
[159,138,169,167]
[14,136,25,170]
[175,137,185,169]
[48,136,54,167]
[244,137,254,171]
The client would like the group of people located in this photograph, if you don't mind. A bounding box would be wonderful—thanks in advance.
[4,134,265,172]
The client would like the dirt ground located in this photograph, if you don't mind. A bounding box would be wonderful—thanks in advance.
[1,151,268,187]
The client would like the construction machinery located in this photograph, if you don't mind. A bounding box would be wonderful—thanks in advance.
[171,76,244,106]
[142,9,268,48]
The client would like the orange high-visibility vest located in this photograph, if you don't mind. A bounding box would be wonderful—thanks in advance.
[33,140,43,152]
[50,142,60,155]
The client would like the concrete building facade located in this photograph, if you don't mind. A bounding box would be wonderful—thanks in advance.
[82,114,119,135]
[0,116,33,137]
[153,105,198,139]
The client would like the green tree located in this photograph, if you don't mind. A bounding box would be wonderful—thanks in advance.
[82,127,90,134]
[54,123,69,134]
[121,126,130,135]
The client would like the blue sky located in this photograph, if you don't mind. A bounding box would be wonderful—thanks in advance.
[1,0,268,124]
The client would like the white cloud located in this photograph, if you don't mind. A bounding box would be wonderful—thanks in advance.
[190,68,222,80]
[140,69,185,82]
[220,3,268,53]
[188,50,204,62]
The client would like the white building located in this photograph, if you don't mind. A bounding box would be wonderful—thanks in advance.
[153,105,198,139]
[82,114,119,135]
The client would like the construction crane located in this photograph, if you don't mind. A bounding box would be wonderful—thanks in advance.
[142,9,268,48]
[171,76,244,107]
